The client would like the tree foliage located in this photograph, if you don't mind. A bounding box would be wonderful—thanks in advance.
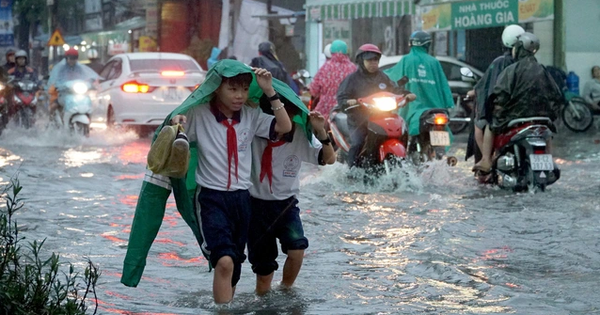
[0,178,100,314]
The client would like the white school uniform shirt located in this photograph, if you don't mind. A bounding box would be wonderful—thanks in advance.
[185,103,275,191]
[249,127,323,201]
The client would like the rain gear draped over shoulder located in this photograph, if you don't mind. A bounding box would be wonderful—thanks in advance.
[47,59,99,88]
[489,54,562,132]
[384,46,454,136]
[474,51,514,121]
[121,59,308,287]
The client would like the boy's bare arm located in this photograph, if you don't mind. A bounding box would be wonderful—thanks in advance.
[253,67,292,134]
[309,111,336,164]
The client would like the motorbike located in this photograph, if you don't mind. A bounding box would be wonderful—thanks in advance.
[52,80,94,136]
[448,92,474,134]
[8,78,39,129]
[477,116,560,192]
[408,109,457,166]
[329,91,409,175]
[560,89,594,132]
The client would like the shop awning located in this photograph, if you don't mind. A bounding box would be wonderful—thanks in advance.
[306,0,414,21]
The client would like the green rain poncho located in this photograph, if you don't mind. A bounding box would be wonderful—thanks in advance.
[121,59,308,287]
[384,46,455,136]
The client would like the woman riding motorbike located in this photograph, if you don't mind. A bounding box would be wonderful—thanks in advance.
[336,43,414,168]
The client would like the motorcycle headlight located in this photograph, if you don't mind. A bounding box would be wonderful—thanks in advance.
[72,82,89,94]
[0,83,4,91]
[373,97,398,111]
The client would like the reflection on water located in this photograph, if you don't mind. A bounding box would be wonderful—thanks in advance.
[1,126,600,314]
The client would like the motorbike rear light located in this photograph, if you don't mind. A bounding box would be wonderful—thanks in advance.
[161,70,185,77]
[433,114,449,125]
[122,81,151,93]
[534,149,546,154]
[187,84,200,92]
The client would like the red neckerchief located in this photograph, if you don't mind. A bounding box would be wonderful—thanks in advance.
[260,139,287,192]
[210,102,241,190]
[221,118,239,190]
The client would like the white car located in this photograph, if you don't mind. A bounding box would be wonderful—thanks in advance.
[92,52,206,132]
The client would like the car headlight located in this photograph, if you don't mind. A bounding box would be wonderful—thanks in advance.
[373,97,398,111]
[72,82,89,94]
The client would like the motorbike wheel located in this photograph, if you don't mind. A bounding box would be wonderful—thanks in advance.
[448,113,469,134]
[18,108,35,129]
[562,99,593,132]
[73,122,90,137]
[107,107,116,129]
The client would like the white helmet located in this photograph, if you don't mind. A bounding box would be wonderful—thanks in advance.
[87,48,99,59]
[323,43,332,59]
[502,24,525,48]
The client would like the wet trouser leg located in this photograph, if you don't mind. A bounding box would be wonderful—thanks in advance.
[347,120,367,168]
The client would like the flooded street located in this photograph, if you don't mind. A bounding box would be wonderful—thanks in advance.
[1,123,600,315]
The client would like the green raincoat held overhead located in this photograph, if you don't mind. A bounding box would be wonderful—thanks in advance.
[384,46,455,136]
[121,59,309,288]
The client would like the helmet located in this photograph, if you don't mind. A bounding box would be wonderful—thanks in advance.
[65,48,79,58]
[5,48,15,57]
[355,43,382,62]
[323,43,332,59]
[87,48,99,59]
[330,40,348,54]
[409,31,432,47]
[14,50,27,60]
[502,24,525,48]
[515,32,540,54]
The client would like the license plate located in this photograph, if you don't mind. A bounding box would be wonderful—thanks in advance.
[430,131,450,146]
[529,154,553,171]
[165,87,179,100]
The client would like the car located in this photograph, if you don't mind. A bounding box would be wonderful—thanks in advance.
[379,55,485,133]
[92,52,206,134]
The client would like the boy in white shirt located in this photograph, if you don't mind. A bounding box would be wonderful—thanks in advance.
[170,64,292,304]
[248,97,336,295]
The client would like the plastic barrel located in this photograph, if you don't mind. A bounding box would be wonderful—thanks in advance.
[566,71,580,95]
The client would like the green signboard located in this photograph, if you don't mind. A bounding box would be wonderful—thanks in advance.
[422,0,554,32]
[451,0,518,30]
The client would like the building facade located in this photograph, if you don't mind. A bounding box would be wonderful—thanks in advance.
[304,0,600,91]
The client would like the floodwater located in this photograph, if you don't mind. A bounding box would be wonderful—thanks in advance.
[1,121,599,315]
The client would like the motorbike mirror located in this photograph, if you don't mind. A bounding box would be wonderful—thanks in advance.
[397,76,409,87]
[460,67,476,83]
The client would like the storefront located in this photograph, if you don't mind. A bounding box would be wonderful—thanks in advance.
[417,0,555,70]
[304,0,415,75]
[81,16,146,63]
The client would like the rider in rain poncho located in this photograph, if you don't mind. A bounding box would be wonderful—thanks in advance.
[121,59,310,293]
[473,32,563,174]
[47,48,99,114]
[384,31,454,137]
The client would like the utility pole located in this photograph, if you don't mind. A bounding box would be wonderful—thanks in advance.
[47,0,59,64]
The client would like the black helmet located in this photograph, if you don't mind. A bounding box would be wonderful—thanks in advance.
[515,32,540,54]
[409,31,432,48]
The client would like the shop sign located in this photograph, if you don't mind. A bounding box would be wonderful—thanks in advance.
[422,0,554,32]
[109,42,129,55]
[451,0,518,30]
[139,36,157,52]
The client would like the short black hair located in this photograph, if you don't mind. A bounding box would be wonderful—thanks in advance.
[592,66,600,76]
[221,72,252,88]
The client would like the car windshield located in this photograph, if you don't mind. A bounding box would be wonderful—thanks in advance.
[129,59,202,73]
